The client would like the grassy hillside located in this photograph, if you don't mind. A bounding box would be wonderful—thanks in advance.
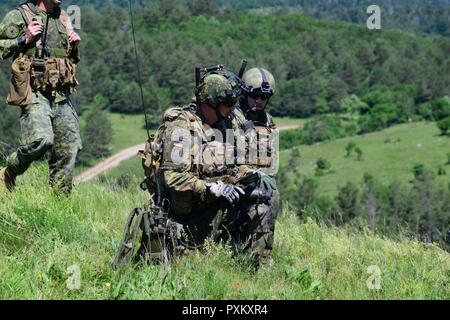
[280,121,450,197]
[1,166,449,299]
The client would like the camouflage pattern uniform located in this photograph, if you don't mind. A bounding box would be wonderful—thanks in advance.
[236,68,281,261]
[0,1,81,193]
[157,73,276,267]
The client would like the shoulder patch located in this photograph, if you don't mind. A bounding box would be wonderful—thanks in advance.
[5,24,20,39]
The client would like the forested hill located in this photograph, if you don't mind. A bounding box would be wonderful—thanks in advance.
[1,1,450,152]
[1,0,450,37]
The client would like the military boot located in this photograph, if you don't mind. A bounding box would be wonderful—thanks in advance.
[0,167,16,193]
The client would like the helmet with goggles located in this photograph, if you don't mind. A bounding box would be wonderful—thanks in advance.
[242,68,275,99]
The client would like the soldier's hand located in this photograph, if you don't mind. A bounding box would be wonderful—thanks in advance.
[206,181,245,205]
[25,21,43,44]
[68,31,81,46]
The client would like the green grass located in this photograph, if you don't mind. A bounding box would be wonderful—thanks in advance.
[105,113,153,154]
[1,165,450,299]
[273,117,307,128]
[281,121,450,196]
[76,112,153,173]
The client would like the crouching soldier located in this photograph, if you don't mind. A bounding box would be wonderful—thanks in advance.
[0,0,82,194]
[114,69,277,270]
[236,67,281,263]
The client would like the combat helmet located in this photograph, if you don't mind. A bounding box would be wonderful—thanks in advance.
[242,68,275,97]
[195,73,240,109]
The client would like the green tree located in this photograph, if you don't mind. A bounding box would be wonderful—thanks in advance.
[412,163,426,179]
[295,176,318,212]
[78,108,113,164]
[437,117,450,136]
[336,181,359,223]
[355,147,363,161]
[345,141,356,157]
[315,157,331,176]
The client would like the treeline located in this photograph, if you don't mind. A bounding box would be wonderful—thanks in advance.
[279,94,450,150]
[3,0,450,37]
[278,150,450,250]
[217,0,450,38]
[1,1,450,158]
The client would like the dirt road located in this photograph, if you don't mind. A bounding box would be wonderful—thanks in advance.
[75,124,300,184]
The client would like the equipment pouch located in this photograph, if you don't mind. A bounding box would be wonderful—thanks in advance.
[7,55,32,106]
[44,58,59,92]
[30,57,45,91]
[58,58,78,91]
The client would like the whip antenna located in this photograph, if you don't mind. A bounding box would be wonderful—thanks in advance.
[128,0,151,139]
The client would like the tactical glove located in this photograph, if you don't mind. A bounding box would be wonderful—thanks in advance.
[206,181,245,205]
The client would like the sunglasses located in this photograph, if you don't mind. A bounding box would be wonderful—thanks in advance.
[220,96,237,108]
[249,92,271,100]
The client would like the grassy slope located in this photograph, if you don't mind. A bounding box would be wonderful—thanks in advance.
[1,166,449,299]
[280,122,450,197]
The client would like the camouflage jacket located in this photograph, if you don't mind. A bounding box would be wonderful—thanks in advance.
[234,106,278,175]
[0,1,79,102]
[159,103,251,215]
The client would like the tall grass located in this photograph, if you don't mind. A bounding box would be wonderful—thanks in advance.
[1,165,449,299]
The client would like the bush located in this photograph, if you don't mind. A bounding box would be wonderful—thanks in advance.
[345,141,356,157]
[431,96,450,121]
[336,181,359,223]
[315,157,332,176]
[355,147,363,161]
[437,116,450,136]
[303,115,346,144]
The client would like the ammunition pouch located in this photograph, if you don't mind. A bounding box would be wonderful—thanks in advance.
[7,55,33,106]
[7,54,79,106]
[30,56,79,96]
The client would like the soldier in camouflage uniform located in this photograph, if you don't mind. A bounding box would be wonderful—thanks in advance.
[152,72,276,269]
[0,0,82,194]
[236,67,280,259]
[238,68,277,132]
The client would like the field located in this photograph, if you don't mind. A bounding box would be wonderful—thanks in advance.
[280,121,450,196]
[1,166,449,299]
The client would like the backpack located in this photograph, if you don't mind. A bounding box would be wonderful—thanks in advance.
[138,105,199,205]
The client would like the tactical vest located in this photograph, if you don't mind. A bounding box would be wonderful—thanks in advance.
[139,105,246,215]
[235,108,278,175]
[7,1,78,106]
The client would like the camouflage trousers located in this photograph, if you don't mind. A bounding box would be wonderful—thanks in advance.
[173,192,279,268]
[6,91,82,194]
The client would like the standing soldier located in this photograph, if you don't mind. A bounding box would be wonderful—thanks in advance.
[0,0,82,194]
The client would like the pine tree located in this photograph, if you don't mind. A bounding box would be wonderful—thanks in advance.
[78,108,113,164]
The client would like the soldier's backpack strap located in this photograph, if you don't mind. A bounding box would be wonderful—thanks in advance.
[17,2,38,26]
